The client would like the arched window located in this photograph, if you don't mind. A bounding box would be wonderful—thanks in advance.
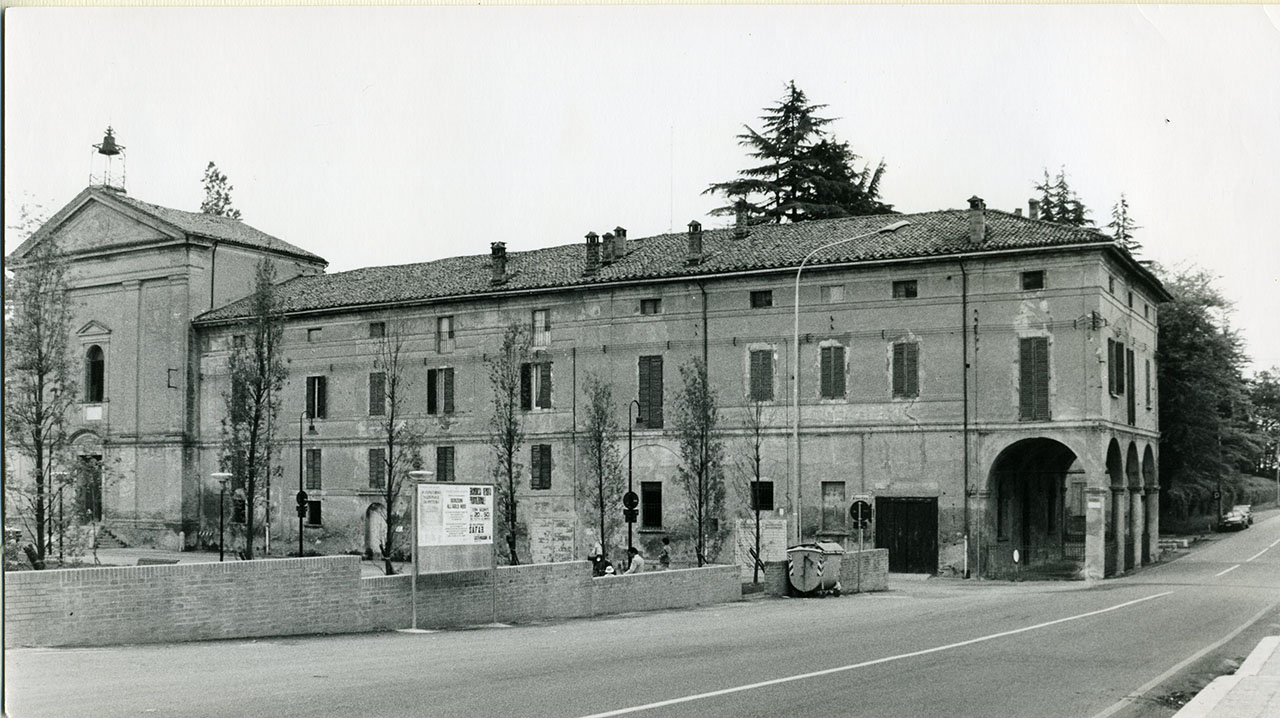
[85,345,105,402]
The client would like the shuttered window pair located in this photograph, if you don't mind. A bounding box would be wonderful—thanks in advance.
[368,372,386,416]
[306,376,328,419]
[892,342,919,398]
[305,448,323,490]
[436,446,455,482]
[1019,337,1050,421]
[749,350,773,402]
[1107,338,1127,396]
[530,444,552,490]
[368,449,386,489]
[637,356,664,428]
[520,362,552,410]
[427,368,455,415]
[820,345,846,399]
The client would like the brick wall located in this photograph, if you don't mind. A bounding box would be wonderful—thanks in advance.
[4,558,739,648]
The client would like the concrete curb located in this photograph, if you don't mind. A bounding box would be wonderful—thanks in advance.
[1174,636,1280,717]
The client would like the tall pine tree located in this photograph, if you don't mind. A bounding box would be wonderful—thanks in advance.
[201,162,242,219]
[1033,167,1091,227]
[706,81,892,224]
[1107,193,1142,255]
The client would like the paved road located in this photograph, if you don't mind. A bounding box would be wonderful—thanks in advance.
[7,514,1279,718]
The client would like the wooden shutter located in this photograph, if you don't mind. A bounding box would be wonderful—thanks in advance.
[369,449,385,488]
[427,369,438,414]
[1107,339,1117,394]
[638,357,651,425]
[649,357,663,427]
[750,350,772,401]
[1030,338,1048,420]
[1126,349,1136,425]
[530,445,541,488]
[894,343,918,397]
[317,377,327,418]
[520,363,532,410]
[369,373,385,416]
[821,346,845,399]
[538,362,552,408]
[442,368,455,414]
[306,377,316,417]
[437,446,454,482]
[892,344,905,396]
[905,343,919,397]
[1115,341,1126,395]
[1020,337,1050,421]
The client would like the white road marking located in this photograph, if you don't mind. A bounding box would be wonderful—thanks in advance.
[577,592,1173,718]
[1088,597,1280,718]
[1214,564,1240,577]
[1247,547,1270,562]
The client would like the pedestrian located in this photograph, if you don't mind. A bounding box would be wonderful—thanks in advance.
[625,546,645,574]
[658,537,671,570]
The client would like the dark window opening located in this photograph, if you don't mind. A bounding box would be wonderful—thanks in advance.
[530,444,552,490]
[892,280,918,299]
[306,500,322,526]
[520,362,553,410]
[85,345,105,402]
[750,290,773,309]
[436,446,455,482]
[369,372,386,416]
[640,298,662,315]
[640,481,663,529]
[750,481,774,512]
[306,376,328,419]
[1021,271,1045,291]
[820,345,846,399]
[427,367,455,415]
[369,321,386,339]
[749,350,773,402]
[638,355,664,428]
[368,448,386,489]
[307,328,322,343]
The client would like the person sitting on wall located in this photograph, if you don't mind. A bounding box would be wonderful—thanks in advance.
[625,546,645,574]
[658,537,671,570]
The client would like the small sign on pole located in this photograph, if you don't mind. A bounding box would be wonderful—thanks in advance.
[849,497,873,594]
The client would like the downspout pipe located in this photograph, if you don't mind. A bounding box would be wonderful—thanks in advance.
[208,240,219,310]
[961,260,971,578]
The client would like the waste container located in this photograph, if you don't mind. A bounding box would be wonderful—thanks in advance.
[786,541,844,595]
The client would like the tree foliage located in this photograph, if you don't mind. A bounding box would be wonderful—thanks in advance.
[1033,167,1091,227]
[673,357,727,566]
[1107,194,1142,255]
[372,322,424,574]
[201,161,242,219]
[1156,266,1256,518]
[578,373,623,562]
[706,81,893,224]
[218,258,287,560]
[1247,368,1280,476]
[488,322,528,565]
[733,400,770,583]
[4,212,76,565]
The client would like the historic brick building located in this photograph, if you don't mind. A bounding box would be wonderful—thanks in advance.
[10,183,1168,579]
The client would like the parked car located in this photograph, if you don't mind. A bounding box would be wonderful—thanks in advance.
[1219,509,1249,531]
[1231,504,1254,526]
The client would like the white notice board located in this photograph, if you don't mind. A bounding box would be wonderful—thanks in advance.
[417,483,494,547]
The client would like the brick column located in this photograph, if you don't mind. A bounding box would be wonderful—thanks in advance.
[1083,487,1107,580]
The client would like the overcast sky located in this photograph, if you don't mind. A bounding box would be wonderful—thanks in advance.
[5,5,1278,372]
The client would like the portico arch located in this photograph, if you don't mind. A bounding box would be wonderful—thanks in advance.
[1142,445,1158,563]
[985,438,1080,578]
[1105,439,1124,577]
[364,503,387,559]
[1125,443,1141,571]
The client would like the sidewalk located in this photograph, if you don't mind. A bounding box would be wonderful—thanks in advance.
[1174,636,1280,717]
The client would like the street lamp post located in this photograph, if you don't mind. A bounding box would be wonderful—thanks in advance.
[212,472,232,561]
[791,220,911,543]
[298,412,316,558]
[52,471,67,564]
[627,399,641,559]
[407,469,433,631]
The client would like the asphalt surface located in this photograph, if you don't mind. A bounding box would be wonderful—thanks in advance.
[6,513,1279,718]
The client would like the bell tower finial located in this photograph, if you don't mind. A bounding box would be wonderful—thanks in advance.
[90,126,127,192]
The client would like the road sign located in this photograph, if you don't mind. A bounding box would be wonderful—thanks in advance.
[622,491,639,509]
[623,507,638,523]
[849,500,873,521]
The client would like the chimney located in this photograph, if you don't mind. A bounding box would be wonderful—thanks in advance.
[601,232,616,265]
[734,204,750,239]
[1014,208,1023,217]
[1028,199,1040,221]
[686,220,703,265]
[490,241,507,284]
[968,196,986,244]
[613,226,628,260]
[584,232,600,275]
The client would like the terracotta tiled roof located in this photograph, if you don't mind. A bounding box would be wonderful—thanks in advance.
[196,208,1118,323]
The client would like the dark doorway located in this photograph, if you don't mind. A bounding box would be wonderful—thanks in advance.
[77,455,104,522]
[875,497,938,574]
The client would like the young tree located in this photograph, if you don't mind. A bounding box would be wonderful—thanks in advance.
[733,400,769,583]
[201,161,242,219]
[488,322,529,565]
[372,322,425,575]
[4,217,76,566]
[1107,194,1142,255]
[673,357,727,566]
[706,81,893,224]
[1033,167,1092,227]
[578,373,624,562]
[218,258,287,560]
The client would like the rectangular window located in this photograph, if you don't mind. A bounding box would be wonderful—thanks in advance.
[1115,341,1127,395]
[532,309,551,347]
[1019,337,1051,421]
[368,372,386,416]
[427,367,455,415]
[305,448,322,490]
[892,280,918,299]
[640,298,662,315]
[1145,358,1152,410]
[1108,275,1116,294]
[820,345,846,399]
[368,448,386,489]
[1126,348,1137,425]
[750,290,773,309]
[1127,291,1135,309]
[750,481,775,512]
[1107,339,1117,395]
[821,481,846,532]
[1143,303,1150,320]
[1107,339,1128,396]
[1021,270,1045,290]
[749,349,774,402]
[306,500,322,526]
[305,376,328,419]
[436,446,455,482]
[637,355,664,428]
[231,334,245,348]
[640,481,663,529]
[892,342,919,398]
[530,444,552,490]
[307,327,322,343]
[820,285,844,304]
[369,321,386,339]
[520,361,553,410]
[436,316,455,353]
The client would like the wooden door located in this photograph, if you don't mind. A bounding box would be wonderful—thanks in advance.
[875,497,938,574]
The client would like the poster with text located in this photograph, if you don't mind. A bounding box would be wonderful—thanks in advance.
[418,483,494,547]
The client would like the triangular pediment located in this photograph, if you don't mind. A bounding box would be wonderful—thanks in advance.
[8,188,184,261]
[77,320,113,337]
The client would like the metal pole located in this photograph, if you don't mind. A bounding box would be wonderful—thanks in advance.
[628,400,638,561]
[219,483,226,562]
[58,490,64,563]
[411,483,419,630]
[299,412,306,559]
[856,504,863,594]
